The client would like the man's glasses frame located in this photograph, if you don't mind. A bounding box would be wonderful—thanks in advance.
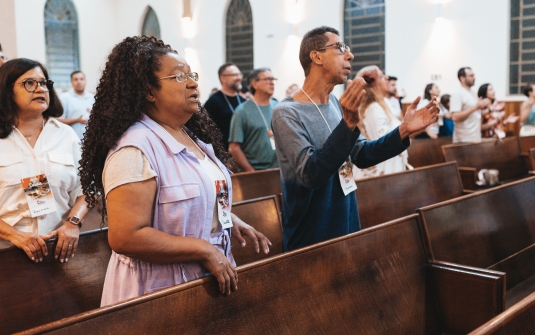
[18,79,54,93]
[157,72,199,83]
[316,42,351,54]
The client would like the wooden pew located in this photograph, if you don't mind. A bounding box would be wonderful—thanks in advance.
[407,136,452,168]
[418,176,535,309]
[0,229,111,335]
[231,168,281,203]
[518,135,535,154]
[22,215,505,335]
[530,148,535,170]
[469,291,535,335]
[231,195,283,265]
[357,161,465,229]
[441,137,532,190]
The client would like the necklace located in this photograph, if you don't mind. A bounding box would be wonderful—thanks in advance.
[18,118,45,142]
[300,88,340,134]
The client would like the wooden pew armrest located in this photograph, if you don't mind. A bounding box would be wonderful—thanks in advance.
[429,261,505,334]
[462,189,477,195]
[458,167,478,190]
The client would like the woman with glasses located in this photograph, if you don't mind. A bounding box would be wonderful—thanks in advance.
[0,58,88,263]
[79,36,271,307]
[353,65,411,179]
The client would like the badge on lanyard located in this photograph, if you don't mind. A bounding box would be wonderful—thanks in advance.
[338,158,358,196]
[215,180,233,229]
[21,174,57,217]
[268,129,276,150]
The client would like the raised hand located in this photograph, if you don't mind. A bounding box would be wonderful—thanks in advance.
[399,97,439,139]
[339,77,367,130]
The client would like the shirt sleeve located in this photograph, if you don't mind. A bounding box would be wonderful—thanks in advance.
[362,103,392,139]
[450,92,463,113]
[103,147,157,196]
[228,108,245,144]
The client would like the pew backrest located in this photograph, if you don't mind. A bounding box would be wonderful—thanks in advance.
[231,195,283,265]
[22,215,505,335]
[418,177,535,270]
[441,137,526,181]
[357,162,464,229]
[407,136,451,168]
[231,168,281,203]
[519,135,535,154]
[0,229,110,335]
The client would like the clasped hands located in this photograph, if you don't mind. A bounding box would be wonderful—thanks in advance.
[339,77,440,138]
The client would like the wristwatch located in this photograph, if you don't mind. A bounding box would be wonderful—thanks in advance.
[67,216,83,228]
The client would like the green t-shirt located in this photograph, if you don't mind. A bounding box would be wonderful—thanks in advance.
[228,99,279,170]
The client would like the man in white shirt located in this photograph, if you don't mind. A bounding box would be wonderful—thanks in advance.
[58,71,95,139]
[450,67,489,143]
[384,75,402,120]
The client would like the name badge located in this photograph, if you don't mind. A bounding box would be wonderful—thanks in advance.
[21,174,57,217]
[216,180,233,229]
[268,130,276,150]
[338,158,357,196]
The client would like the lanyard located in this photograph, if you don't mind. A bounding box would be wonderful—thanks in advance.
[250,98,271,132]
[300,88,341,133]
[223,93,242,113]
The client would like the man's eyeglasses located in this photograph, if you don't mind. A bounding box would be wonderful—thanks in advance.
[317,42,351,54]
[157,72,199,83]
[257,77,278,82]
[19,79,54,93]
[0,55,8,61]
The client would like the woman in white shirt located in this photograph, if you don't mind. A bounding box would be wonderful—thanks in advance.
[353,65,410,179]
[0,58,88,263]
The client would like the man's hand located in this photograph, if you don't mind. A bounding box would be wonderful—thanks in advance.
[339,77,367,130]
[399,97,439,139]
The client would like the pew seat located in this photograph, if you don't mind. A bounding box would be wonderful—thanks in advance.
[0,229,111,335]
[231,168,281,203]
[441,137,532,190]
[418,177,535,309]
[407,136,451,168]
[356,161,466,229]
[22,215,505,335]
[518,135,535,154]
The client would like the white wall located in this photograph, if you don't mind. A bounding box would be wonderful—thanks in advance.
[386,0,512,102]
[0,0,18,61]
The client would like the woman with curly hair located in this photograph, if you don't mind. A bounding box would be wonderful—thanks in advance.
[79,36,271,306]
[0,58,88,262]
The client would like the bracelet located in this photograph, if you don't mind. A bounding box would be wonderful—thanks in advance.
[67,216,83,228]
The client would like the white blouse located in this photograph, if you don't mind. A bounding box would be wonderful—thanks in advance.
[0,118,83,248]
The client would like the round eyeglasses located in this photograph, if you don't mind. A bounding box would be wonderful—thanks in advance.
[18,79,54,93]
[157,72,199,83]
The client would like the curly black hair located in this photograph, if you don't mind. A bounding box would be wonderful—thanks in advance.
[79,36,231,221]
[0,58,63,139]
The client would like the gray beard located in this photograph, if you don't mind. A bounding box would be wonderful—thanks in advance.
[230,82,242,92]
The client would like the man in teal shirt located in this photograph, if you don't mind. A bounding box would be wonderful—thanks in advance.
[229,68,279,171]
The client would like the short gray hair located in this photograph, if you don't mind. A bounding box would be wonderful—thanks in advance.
[248,67,271,95]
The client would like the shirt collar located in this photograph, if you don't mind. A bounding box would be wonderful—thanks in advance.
[47,117,62,128]
[140,114,186,155]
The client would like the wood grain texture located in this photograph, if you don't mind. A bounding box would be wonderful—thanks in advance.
[0,229,110,335]
[231,168,281,203]
[407,136,452,168]
[357,162,464,229]
[231,196,283,265]
[22,215,453,335]
[469,291,535,335]
[518,135,535,154]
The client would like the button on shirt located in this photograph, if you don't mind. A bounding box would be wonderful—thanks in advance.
[0,118,83,248]
[60,90,95,139]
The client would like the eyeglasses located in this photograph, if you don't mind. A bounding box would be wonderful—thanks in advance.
[157,72,199,83]
[18,79,53,93]
[317,42,351,54]
[0,55,7,61]
[221,73,243,78]
[257,77,278,82]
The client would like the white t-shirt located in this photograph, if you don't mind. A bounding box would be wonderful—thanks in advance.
[450,87,481,143]
[60,90,95,140]
[0,118,83,248]
[384,96,402,120]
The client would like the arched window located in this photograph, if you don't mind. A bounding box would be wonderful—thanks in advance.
[142,7,161,39]
[343,0,385,75]
[44,0,80,89]
[226,0,254,79]
[510,0,535,94]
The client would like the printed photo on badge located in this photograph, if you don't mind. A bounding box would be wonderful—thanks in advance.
[215,180,233,228]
